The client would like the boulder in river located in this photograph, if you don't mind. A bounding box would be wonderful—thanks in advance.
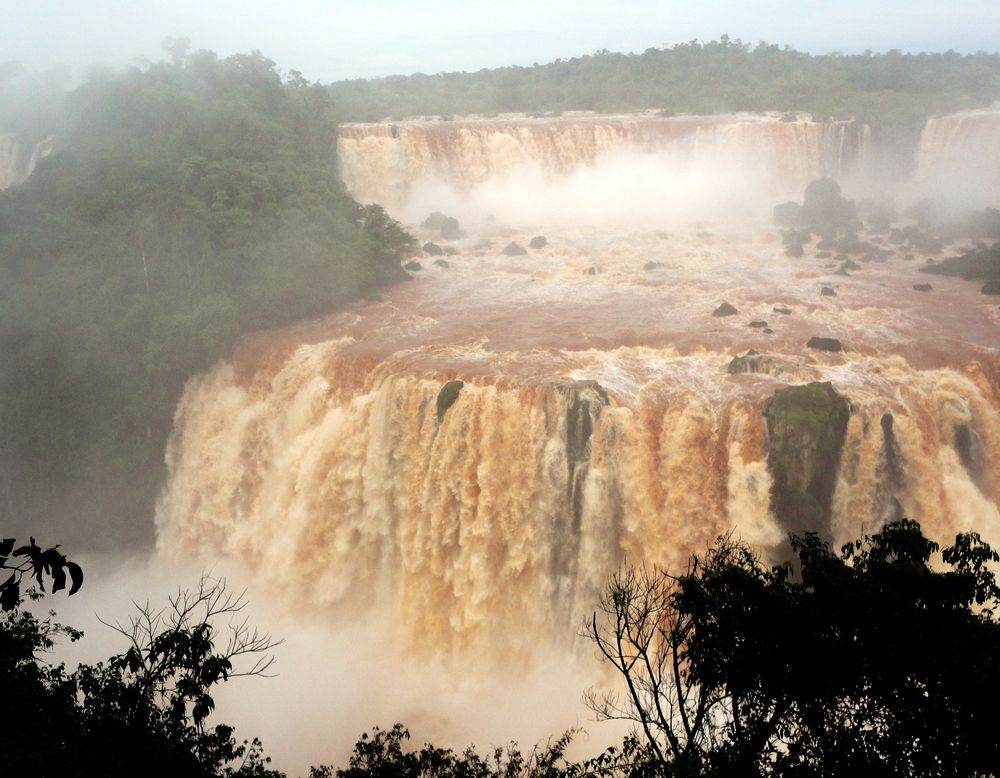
[502,242,527,256]
[807,336,843,352]
[712,302,739,317]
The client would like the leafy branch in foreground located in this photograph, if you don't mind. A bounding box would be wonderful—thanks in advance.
[0,536,83,610]
[586,520,1000,777]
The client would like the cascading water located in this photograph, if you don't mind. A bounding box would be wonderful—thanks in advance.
[0,133,54,190]
[913,108,1000,206]
[157,106,1000,655]
[336,113,865,223]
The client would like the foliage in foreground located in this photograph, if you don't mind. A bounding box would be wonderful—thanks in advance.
[5,521,999,776]
[0,549,283,777]
[587,519,1000,776]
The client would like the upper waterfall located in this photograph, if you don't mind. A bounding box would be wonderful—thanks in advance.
[913,108,1000,207]
[337,113,865,222]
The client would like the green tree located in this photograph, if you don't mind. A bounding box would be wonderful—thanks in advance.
[0,561,284,777]
[588,520,1000,776]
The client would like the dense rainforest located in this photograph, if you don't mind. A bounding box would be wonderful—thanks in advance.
[0,47,415,548]
[330,37,1000,168]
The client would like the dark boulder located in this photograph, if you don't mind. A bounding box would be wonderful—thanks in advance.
[502,242,527,256]
[773,201,803,227]
[713,302,739,317]
[643,261,665,271]
[404,261,423,271]
[436,380,464,422]
[807,336,843,352]
[764,382,850,537]
[913,283,932,292]
[820,286,837,296]
[529,235,548,249]
[584,266,598,275]
[423,242,443,256]
[772,306,793,315]
[433,259,450,268]
[748,320,769,328]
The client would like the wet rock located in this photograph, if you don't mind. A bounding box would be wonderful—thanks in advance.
[436,380,464,422]
[420,211,461,240]
[954,424,984,479]
[748,320,769,328]
[423,242,443,255]
[529,235,548,249]
[433,258,450,268]
[712,302,739,317]
[912,283,932,292]
[764,381,851,537]
[763,328,774,333]
[728,350,781,375]
[807,336,843,352]
[772,306,793,315]
[820,286,837,296]
[773,201,802,227]
[502,241,527,256]
[421,212,450,230]
[584,266,598,275]
[404,261,423,271]
[643,261,665,271]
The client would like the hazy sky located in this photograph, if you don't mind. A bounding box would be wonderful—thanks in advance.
[5,0,1000,82]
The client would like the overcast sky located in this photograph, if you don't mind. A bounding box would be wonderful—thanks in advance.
[5,0,1000,83]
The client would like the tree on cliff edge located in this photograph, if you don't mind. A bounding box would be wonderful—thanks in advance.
[587,520,1000,776]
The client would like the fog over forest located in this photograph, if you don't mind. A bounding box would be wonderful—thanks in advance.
[3,4,1000,777]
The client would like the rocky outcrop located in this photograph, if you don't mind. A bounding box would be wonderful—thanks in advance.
[436,380,464,422]
[713,302,739,317]
[806,337,843,352]
[422,211,461,239]
[764,382,850,537]
[727,350,781,375]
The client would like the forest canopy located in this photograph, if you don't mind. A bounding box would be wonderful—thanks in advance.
[329,37,1000,164]
[0,47,415,548]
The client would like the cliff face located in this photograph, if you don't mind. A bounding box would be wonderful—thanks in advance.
[764,382,851,538]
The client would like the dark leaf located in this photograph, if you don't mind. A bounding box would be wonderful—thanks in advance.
[67,562,83,595]
[0,579,19,611]
[51,566,67,593]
